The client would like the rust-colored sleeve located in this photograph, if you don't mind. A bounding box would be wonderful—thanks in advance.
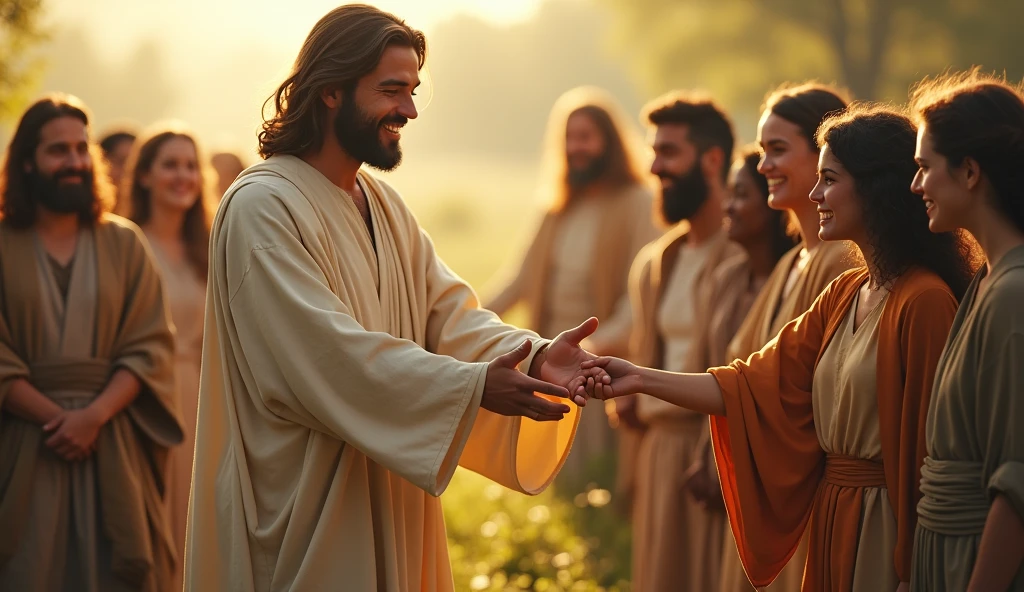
[708,273,853,587]
[878,284,957,583]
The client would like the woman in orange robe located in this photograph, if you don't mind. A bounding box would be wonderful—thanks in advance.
[575,105,980,592]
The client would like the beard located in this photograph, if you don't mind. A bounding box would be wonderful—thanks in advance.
[333,92,407,172]
[658,162,710,225]
[30,168,96,217]
[566,151,610,189]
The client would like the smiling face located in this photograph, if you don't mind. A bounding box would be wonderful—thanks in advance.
[333,44,420,171]
[649,123,710,224]
[911,125,972,233]
[757,111,820,212]
[809,144,866,245]
[142,136,202,214]
[28,115,97,216]
[724,159,773,246]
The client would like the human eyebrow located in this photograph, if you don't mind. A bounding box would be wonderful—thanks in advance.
[819,167,840,176]
[378,79,421,89]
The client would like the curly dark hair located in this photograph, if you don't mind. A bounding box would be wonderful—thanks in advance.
[817,104,981,299]
[736,146,797,262]
[258,4,426,159]
[642,90,735,182]
[0,94,115,229]
[910,69,1024,235]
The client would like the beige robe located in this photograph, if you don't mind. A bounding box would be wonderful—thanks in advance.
[629,226,740,591]
[484,187,656,485]
[185,155,580,592]
[0,216,182,592]
[718,240,857,592]
[146,240,206,592]
[911,245,1024,591]
[811,290,899,591]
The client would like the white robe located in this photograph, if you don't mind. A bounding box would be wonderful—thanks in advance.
[185,155,580,592]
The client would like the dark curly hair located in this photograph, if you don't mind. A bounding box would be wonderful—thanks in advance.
[817,104,981,299]
[910,69,1024,235]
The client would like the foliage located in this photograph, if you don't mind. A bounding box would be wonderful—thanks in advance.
[600,0,1024,108]
[443,469,632,592]
[0,0,46,122]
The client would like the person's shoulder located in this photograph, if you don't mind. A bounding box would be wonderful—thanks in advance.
[97,213,148,249]
[617,183,654,205]
[979,266,1024,329]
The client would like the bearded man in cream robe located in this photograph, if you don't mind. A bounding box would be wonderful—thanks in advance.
[185,5,598,592]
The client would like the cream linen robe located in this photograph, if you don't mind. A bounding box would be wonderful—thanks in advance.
[184,156,580,592]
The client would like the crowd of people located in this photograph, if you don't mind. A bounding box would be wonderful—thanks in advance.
[0,3,1022,592]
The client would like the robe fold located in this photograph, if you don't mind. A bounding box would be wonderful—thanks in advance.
[716,240,856,592]
[185,155,579,592]
[708,267,957,591]
[628,225,740,591]
[0,215,182,592]
[911,245,1024,591]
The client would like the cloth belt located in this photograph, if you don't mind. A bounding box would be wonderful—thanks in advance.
[917,456,989,536]
[29,357,111,397]
[824,454,887,488]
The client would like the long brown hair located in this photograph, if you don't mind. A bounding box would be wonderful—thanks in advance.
[258,4,426,159]
[541,86,648,213]
[0,94,115,229]
[121,125,213,281]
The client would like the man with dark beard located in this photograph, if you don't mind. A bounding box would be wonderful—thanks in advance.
[483,86,656,486]
[186,6,602,591]
[617,91,740,592]
[0,94,182,591]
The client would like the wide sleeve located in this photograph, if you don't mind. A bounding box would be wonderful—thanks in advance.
[707,277,842,587]
[223,200,495,497]
[411,225,578,495]
[111,230,183,448]
[879,286,957,583]
[977,283,1024,522]
[0,311,29,411]
[984,331,1024,519]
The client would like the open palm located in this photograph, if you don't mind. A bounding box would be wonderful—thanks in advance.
[537,317,600,404]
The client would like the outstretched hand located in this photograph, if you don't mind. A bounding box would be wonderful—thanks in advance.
[483,340,573,422]
[568,356,643,400]
[533,317,601,407]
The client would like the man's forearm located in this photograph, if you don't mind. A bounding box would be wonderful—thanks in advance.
[2,378,63,426]
[88,369,142,424]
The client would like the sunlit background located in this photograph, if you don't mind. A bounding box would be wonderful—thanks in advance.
[3,0,1023,589]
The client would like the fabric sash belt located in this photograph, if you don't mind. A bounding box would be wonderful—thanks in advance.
[824,454,886,488]
[917,456,988,536]
[29,357,110,397]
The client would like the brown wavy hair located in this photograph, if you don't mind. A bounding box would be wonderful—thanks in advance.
[0,94,115,229]
[121,125,214,281]
[910,69,1024,235]
[540,87,649,213]
[258,4,426,159]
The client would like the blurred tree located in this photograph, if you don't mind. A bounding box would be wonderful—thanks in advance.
[601,0,1024,108]
[0,0,46,122]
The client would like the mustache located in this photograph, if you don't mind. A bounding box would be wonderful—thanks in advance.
[380,115,408,127]
[53,168,90,182]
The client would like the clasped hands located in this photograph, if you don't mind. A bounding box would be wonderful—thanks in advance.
[480,316,639,422]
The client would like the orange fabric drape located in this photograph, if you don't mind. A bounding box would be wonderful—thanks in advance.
[708,267,957,590]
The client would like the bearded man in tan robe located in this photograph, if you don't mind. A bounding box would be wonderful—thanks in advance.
[0,95,183,591]
[185,6,598,592]
[615,92,741,591]
[484,86,657,487]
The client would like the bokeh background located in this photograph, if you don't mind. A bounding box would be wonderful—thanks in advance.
[3,1,1022,589]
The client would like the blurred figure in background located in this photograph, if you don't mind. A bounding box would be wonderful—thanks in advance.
[483,86,656,487]
[211,150,245,200]
[98,126,137,205]
[121,123,213,592]
[623,91,741,591]
[0,94,181,592]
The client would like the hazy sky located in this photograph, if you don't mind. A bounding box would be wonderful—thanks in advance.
[46,0,545,69]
